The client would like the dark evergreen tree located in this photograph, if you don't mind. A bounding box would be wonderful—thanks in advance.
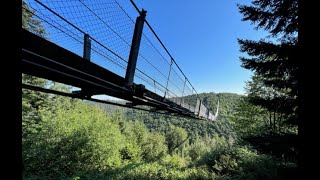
[238,0,298,126]
[237,0,299,166]
[22,0,46,37]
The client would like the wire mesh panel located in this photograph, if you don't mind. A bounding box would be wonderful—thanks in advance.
[199,102,209,118]
[23,0,135,77]
[133,13,206,113]
[134,24,172,96]
[22,0,216,120]
[23,0,85,57]
[182,83,196,112]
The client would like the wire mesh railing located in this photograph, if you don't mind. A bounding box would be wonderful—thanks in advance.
[22,0,216,120]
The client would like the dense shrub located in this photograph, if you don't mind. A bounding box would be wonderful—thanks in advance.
[23,99,125,178]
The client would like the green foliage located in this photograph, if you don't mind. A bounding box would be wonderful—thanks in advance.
[23,93,285,179]
[228,1,301,170]
[22,0,50,141]
[161,154,187,169]
[238,0,298,126]
[22,0,46,36]
[141,132,168,162]
[122,92,241,144]
[187,139,211,161]
[238,0,297,38]
[230,97,269,137]
[120,142,142,163]
[191,134,231,167]
[165,125,188,154]
[22,75,48,125]
[237,0,299,165]
[21,78,286,179]
[106,162,216,180]
[23,98,125,178]
[130,122,149,146]
[198,144,277,179]
[119,120,168,163]
[235,155,278,180]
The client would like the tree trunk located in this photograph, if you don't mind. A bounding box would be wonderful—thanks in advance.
[279,114,282,133]
[269,111,272,133]
[274,111,276,132]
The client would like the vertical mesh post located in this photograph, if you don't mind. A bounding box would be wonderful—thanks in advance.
[124,9,147,88]
[180,77,187,105]
[83,34,91,61]
[164,59,173,99]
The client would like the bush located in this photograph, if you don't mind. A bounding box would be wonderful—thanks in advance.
[120,142,142,162]
[106,162,216,180]
[202,145,278,179]
[141,132,168,162]
[161,154,187,168]
[165,125,188,154]
[23,99,125,178]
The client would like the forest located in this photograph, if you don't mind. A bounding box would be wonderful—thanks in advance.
[22,80,298,179]
[22,0,298,179]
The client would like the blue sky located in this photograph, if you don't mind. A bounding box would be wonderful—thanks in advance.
[121,0,269,95]
[31,0,269,96]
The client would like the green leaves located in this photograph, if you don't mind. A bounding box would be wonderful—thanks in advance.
[141,133,168,162]
[22,92,283,179]
[230,97,269,137]
[23,97,125,177]
[22,0,47,37]
[165,125,188,154]
[21,78,283,179]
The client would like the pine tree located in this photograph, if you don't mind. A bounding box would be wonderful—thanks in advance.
[238,0,298,126]
[22,0,46,37]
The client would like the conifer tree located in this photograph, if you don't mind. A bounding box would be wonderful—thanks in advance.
[238,0,298,126]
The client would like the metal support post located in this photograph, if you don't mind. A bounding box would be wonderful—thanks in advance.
[83,34,91,61]
[124,9,147,88]
[164,59,173,99]
[180,77,187,105]
[195,99,200,115]
[77,33,92,97]
[198,100,202,116]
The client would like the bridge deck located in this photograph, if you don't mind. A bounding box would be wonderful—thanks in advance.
[22,29,197,118]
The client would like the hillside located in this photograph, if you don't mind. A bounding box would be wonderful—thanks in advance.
[93,92,243,142]
[197,92,243,121]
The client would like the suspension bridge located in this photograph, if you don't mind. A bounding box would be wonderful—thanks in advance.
[21,0,219,121]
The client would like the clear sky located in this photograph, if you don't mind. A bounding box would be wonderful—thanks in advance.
[121,0,269,95]
[31,0,269,96]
